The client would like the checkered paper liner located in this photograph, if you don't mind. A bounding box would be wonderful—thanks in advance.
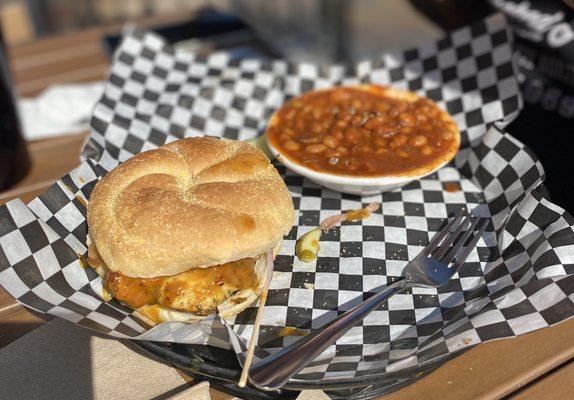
[1,13,574,383]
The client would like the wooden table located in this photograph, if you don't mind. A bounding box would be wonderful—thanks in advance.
[1,19,573,400]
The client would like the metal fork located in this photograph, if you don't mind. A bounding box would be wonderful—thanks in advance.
[249,211,489,391]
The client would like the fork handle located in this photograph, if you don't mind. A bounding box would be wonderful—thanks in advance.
[248,278,410,391]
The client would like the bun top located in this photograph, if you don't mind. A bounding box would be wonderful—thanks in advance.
[87,137,294,278]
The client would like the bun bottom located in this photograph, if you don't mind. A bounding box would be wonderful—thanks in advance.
[135,288,260,323]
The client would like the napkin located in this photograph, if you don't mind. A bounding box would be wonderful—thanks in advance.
[18,82,104,141]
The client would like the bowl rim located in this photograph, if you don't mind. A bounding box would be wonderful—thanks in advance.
[264,84,461,188]
[267,139,451,186]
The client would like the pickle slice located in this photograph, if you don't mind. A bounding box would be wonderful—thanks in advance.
[295,228,322,263]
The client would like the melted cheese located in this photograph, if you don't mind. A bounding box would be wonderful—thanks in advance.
[157,258,258,315]
[88,243,258,315]
[137,304,163,324]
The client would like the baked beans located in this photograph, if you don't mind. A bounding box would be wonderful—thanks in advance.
[267,85,460,177]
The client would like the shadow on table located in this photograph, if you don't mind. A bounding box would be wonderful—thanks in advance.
[0,318,95,399]
[0,318,192,400]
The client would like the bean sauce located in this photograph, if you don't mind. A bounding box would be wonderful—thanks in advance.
[267,86,459,177]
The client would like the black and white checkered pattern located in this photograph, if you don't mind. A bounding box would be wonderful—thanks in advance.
[1,14,573,385]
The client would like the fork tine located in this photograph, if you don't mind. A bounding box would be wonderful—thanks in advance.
[419,210,464,258]
[449,218,488,269]
[432,213,472,260]
[440,216,484,265]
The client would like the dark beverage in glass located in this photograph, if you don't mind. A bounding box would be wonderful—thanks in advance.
[0,24,30,191]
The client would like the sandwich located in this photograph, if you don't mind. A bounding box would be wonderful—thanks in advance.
[86,137,294,323]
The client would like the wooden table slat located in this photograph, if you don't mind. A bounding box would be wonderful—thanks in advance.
[14,53,108,89]
[511,360,574,400]
[7,12,195,58]
[0,301,49,348]
[384,318,574,400]
[0,132,88,204]
[17,66,108,97]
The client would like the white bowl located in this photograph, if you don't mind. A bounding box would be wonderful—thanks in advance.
[267,140,450,196]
